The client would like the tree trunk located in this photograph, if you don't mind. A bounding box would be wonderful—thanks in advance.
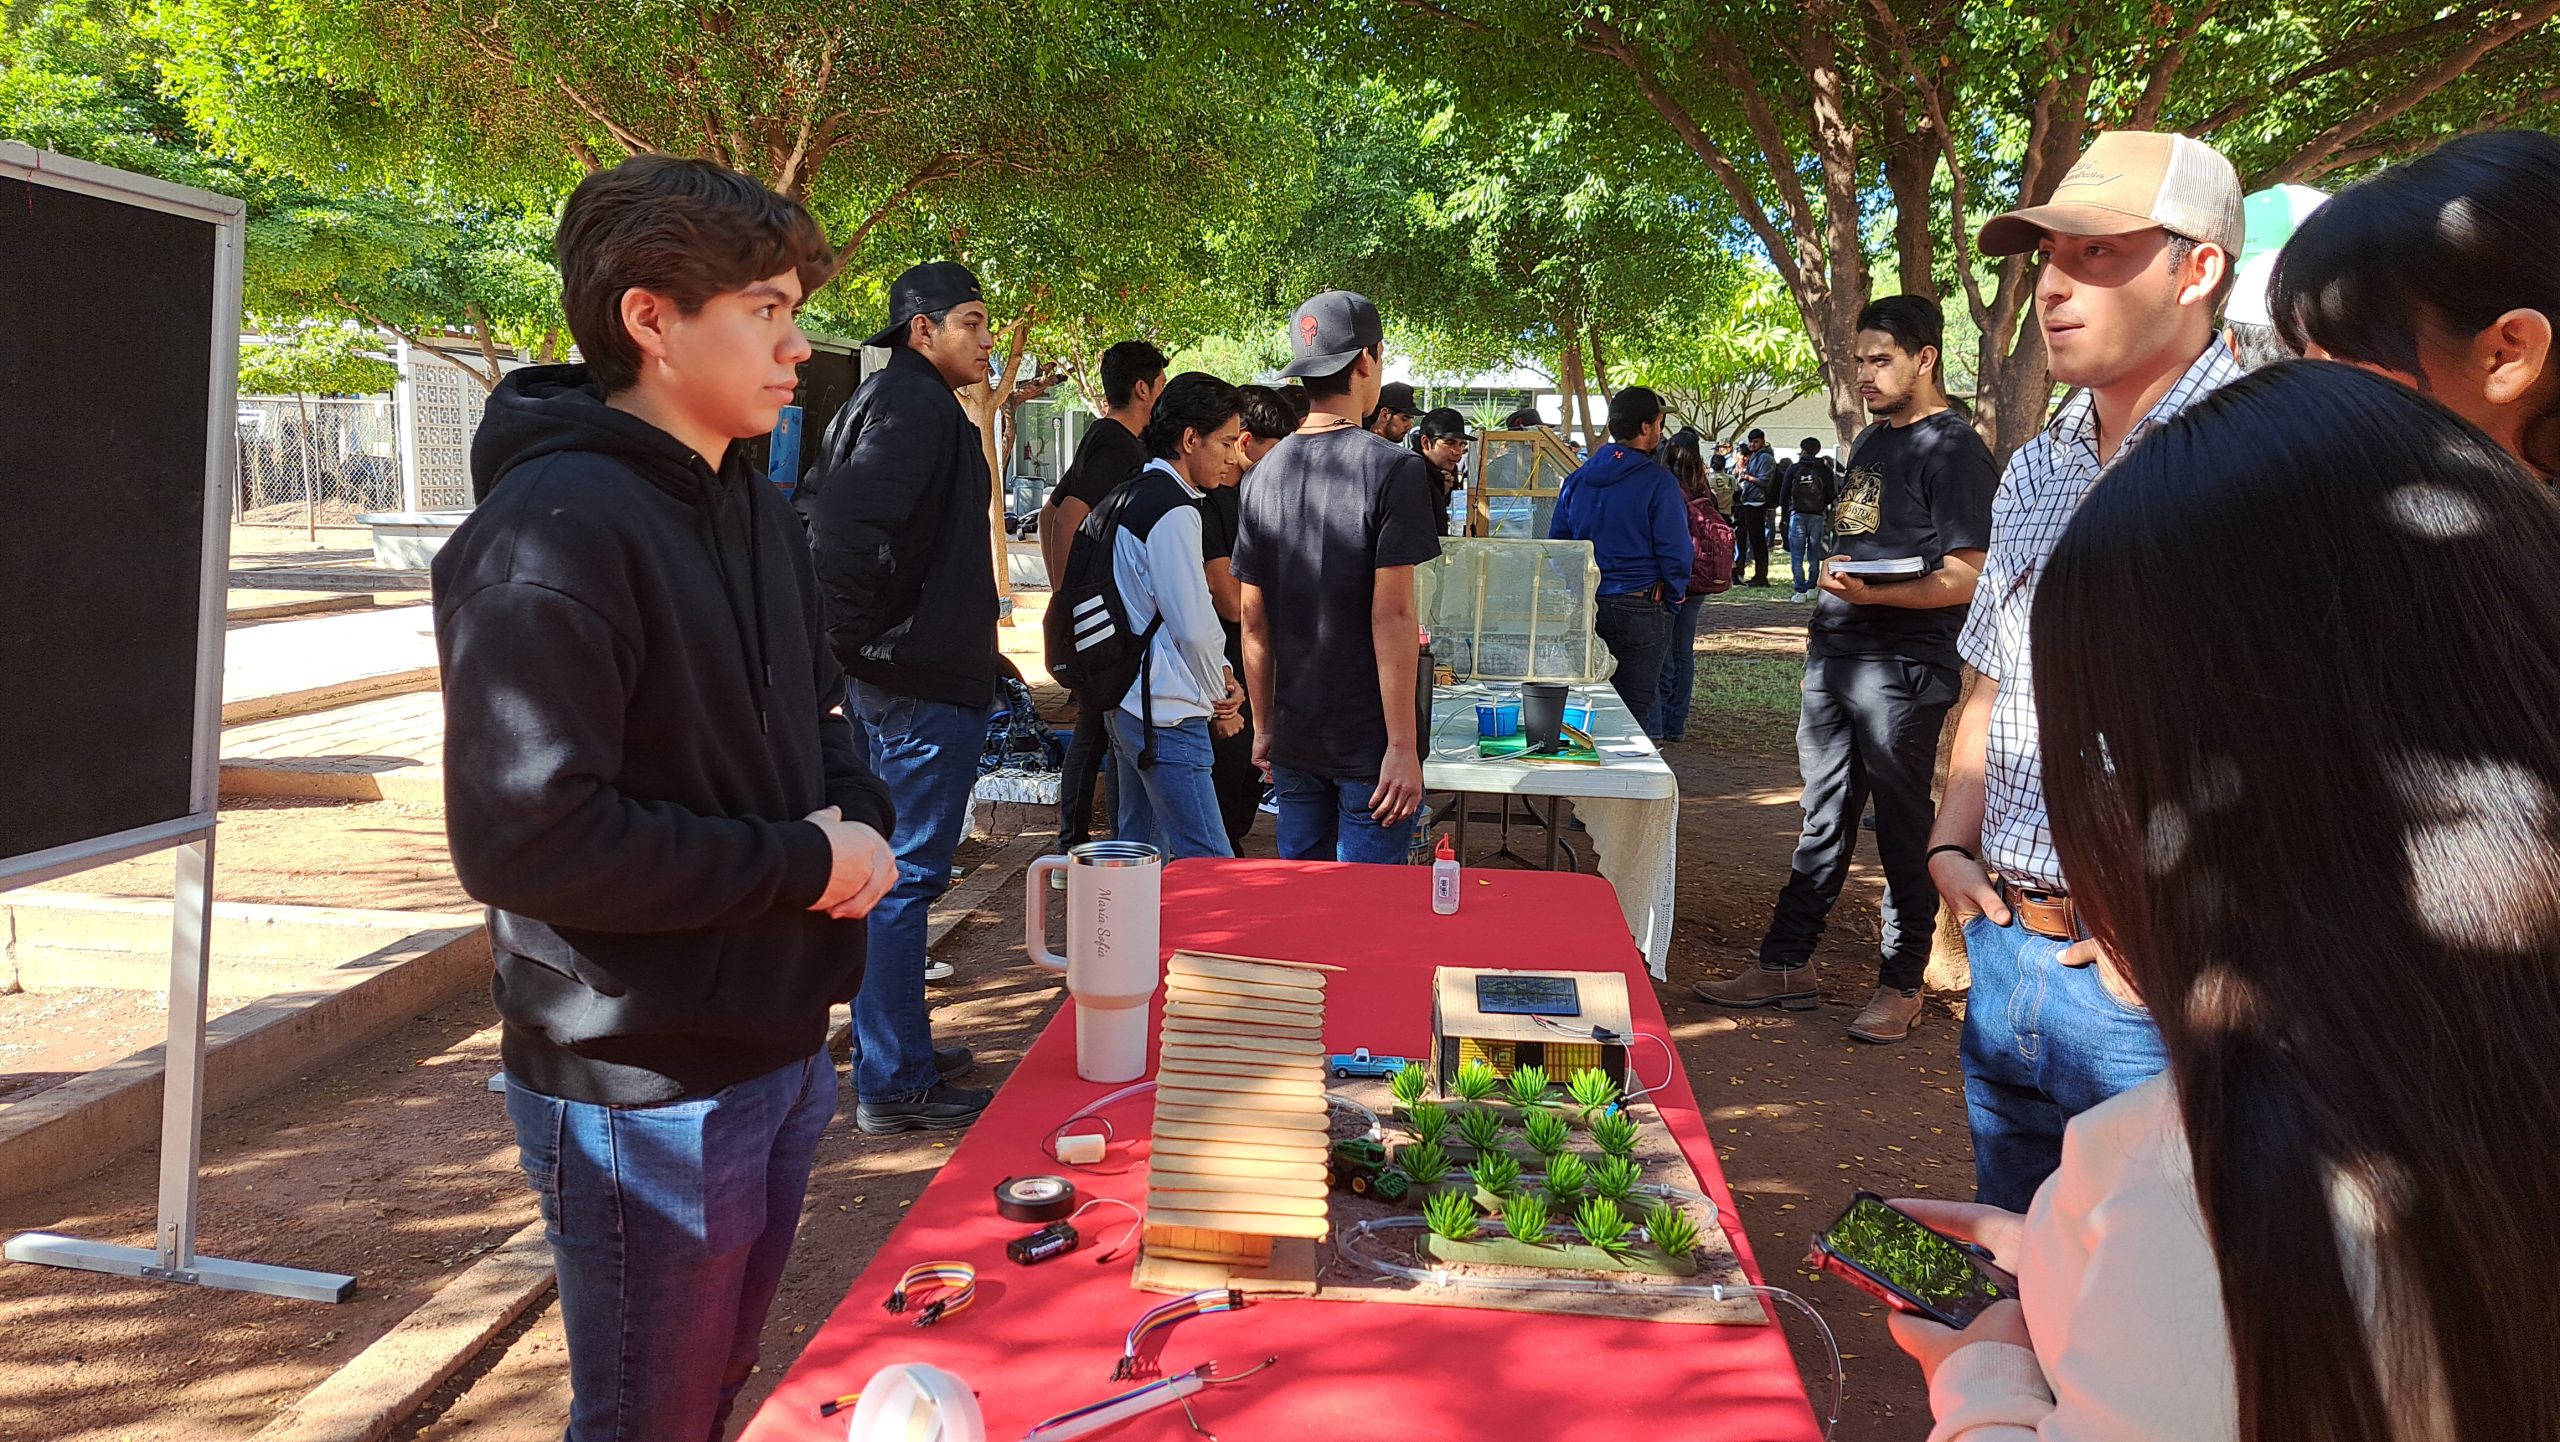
[1804,27,1871,447]
[1879,95,1940,301]
[1967,73,2089,461]
[1587,326,1615,408]
[960,312,1037,612]
[1559,332,1595,449]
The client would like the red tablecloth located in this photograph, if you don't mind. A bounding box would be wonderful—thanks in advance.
[744,860,1820,1442]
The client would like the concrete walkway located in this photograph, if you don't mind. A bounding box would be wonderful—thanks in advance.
[222,692,447,802]
[222,602,440,725]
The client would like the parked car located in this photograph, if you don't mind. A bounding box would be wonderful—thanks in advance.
[1328,1047,1407,1080]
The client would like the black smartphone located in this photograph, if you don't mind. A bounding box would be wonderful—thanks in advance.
[1807,1192,2017,1328]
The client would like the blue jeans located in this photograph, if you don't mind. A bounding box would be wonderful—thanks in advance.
[1786,512,1825,593]
[1657,594,1705,740]
[1959,913,2170,1210]
[1270,765,1420,864]
[505,1050,838,1442]
[849,680,989,1103]
[1107,710,1233,861]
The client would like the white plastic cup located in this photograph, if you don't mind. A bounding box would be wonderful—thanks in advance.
[1025,840,1163,1082]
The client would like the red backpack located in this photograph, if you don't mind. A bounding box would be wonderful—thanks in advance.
[1688,496,1735,595]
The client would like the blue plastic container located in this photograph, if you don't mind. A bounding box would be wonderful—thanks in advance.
[1476,700,1522,737]
[1564,703,1594,733]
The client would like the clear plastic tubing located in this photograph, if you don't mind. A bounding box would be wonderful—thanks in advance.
[1332,1216,1845,1442]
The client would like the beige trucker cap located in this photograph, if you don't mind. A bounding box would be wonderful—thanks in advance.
[1979,131,2245,258]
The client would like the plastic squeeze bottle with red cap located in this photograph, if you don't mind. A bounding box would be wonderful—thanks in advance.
[1432,836,1461,915]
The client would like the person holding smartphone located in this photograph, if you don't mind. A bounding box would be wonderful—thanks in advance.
[1883,363,2560,1440]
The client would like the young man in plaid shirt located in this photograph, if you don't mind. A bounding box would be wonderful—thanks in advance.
[1925,132,2248,1209]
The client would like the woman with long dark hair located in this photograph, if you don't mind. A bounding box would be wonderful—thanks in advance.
[1656,432,1731,741]
[2270,130,2559,479]
[1889,362,2560,1440]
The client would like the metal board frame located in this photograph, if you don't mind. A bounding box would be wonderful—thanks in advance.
[0,142,354,1304]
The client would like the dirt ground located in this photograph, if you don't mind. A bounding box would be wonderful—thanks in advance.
[3,584,1967,1441]
[0,989,208,1106]
[53,797,474,913]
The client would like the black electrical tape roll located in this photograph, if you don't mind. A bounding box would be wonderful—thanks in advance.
[994,1174,1077,1223]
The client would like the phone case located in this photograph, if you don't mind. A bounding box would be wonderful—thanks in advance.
[1804,1235,1968,1329]
[1805,1191,2012,1330]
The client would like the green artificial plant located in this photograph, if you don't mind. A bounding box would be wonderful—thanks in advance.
[1542,1151,1589,1202]
[1453,1105,1508,1154]
[1390,1062,1432,1108]
[1644,1201,1701,1259]
[1523,1109,1570,1158]
[1502,1191,1551,1245]
[1590,1110,1639,1158]
[1423,1187,1481,1243]
[1505,1064,1551,1109]
[1407,1100,1449,1146]
[1574,1194,1633,1251]
[1566,1067,1621,1115]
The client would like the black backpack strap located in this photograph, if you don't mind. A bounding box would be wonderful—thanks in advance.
[1133,611,1165,768]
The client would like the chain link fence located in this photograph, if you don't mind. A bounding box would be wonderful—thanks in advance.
[234,395,402,526]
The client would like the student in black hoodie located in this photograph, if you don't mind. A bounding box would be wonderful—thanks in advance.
[432,156,897,1442]
[804,261,1001,1133]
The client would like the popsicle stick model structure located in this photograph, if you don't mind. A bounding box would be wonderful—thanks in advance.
[1136,951,1342,1297]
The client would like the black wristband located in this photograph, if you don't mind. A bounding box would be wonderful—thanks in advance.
[1927,843,1977,863]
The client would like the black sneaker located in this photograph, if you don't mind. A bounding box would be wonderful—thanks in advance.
[935,1045,977,1083]
[856,1083,995,1134]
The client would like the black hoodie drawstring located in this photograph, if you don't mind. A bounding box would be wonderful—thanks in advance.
[698,466,774,735]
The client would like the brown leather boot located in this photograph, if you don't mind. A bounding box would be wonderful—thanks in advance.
[1846,986,1925,1043]
[1693,965,1820,1011]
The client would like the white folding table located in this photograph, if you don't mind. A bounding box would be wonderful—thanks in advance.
[1423,682,1679,979]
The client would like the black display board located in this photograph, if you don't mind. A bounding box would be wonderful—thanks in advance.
[0,173,220,865]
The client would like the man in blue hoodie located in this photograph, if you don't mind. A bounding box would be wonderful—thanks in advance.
[1549,386,1695,738]
[434,156,898,1440]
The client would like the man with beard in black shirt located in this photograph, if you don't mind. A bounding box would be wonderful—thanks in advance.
[1697,295,1996,1044]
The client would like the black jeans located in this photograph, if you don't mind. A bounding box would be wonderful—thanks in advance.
[1595,593,1676,739]
[1759,654,1960,990]
[1733,505,1772,584]
[1058,696,1110,848]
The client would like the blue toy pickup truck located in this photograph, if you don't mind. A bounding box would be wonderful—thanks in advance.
[1327,1047,1407,1080]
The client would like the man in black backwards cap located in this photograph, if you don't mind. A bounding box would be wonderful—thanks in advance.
[1365,380,1421,443]
[1232,291,1443,863]
[804,260,999,1133]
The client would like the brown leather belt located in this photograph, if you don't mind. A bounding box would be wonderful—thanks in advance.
[1998,879,2080,942]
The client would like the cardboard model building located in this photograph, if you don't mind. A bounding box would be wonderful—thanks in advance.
[1431,966,1632,1095]
[1139,951,1340,1291]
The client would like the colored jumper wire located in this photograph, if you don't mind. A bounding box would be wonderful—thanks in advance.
[1114,1288,1245,1379]
[881,1260,977,1328]
[1027,1357,1279,1441]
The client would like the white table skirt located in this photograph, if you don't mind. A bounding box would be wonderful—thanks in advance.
[1423,682,1679,979]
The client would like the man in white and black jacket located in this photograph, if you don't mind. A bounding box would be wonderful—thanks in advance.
[434,157,898,1440]
[803,261,1002,1133]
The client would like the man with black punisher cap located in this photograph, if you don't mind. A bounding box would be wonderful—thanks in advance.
[1233,291,1444,863]
[805,259,999,1133]
[1365,381,1421,444]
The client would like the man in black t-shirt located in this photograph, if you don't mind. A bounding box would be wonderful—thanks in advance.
[1698,295,1996,1045]
[1781,438,1838,601]
[1233,292,1444,864]
[1040,340,1164,848]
